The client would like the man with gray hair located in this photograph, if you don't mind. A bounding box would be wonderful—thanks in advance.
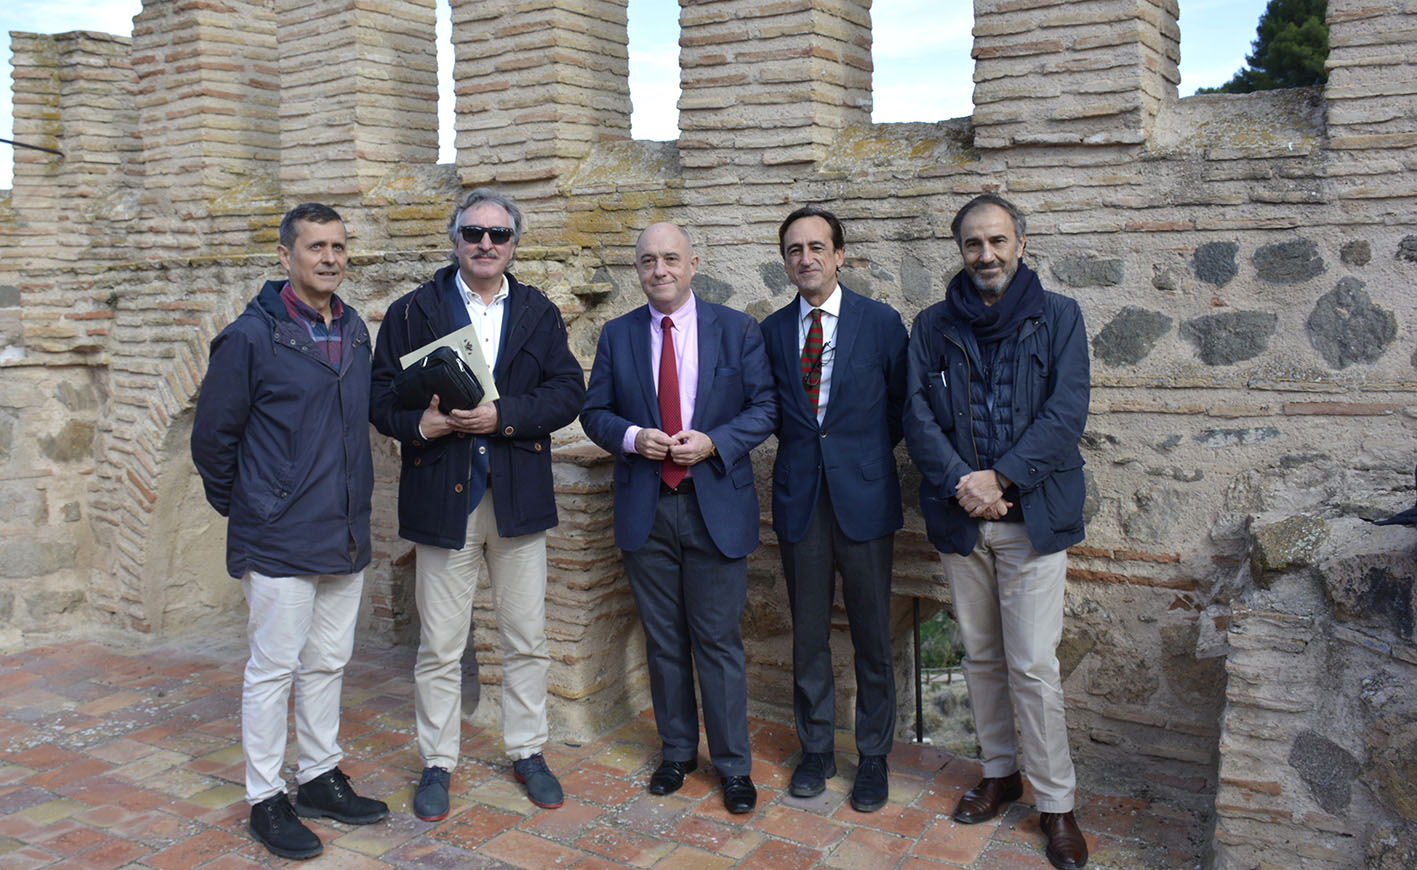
[904,193,1090,870]
[371,188,585,819]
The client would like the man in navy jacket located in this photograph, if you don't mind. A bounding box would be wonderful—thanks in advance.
[581,223,776,814]
[903,194,1090,870]
[762,206,907,812]
[370,189,585,820]
[192,203,387,860]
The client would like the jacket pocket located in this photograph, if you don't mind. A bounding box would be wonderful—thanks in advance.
[1039,462,1085,535]
[925,372,955,432]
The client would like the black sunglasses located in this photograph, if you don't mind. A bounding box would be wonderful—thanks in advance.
[459,225,515,245]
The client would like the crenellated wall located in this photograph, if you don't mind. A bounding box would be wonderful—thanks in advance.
[2,1,1416,865]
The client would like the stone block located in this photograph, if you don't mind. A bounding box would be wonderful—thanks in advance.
[1306,277,1396,368]
[1179,311,1277,366]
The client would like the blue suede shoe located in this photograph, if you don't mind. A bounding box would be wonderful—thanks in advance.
[512,753,564,809]
[413,766,450,821]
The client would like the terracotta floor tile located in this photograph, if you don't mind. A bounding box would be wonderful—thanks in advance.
[755,804,850,848]
[430,804,521,850]
[143,827,247,870]
[741,836,824,870]
[517,797,602,842]
[8,744,85,771]
[912,815,997,865]
[890,741,956,777]
[476,828,587,870]
[824,826,915,869]
[652,844,736,870]
[748,719,800,765]
[832,799,937,837]
[668,813,764,859]
[0,844,57,869]
[973,839,1054,869]
[45,836,151,870]
[24,758,114,790]
[379,837,487,869]
[558,768,642,807]
[28,818,109,855]
[573,822,676,868]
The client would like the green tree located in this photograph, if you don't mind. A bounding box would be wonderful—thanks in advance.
[1198,0,1328,94]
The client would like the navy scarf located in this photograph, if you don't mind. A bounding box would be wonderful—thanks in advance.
[945,261,1044,344]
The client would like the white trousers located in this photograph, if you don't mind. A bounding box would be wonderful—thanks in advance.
[241,569,363,804]
[941,521,1076,812]
[414,497,549,768]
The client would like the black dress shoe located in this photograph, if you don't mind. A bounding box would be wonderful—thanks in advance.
[951,771,1023,824]
[1040,810,1089,869]
[789,751,836,798]
[648,758,697,795]
[850,755,889,812]
[720,775,757,814]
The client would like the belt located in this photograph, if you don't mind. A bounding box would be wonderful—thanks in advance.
[659,478,695,495]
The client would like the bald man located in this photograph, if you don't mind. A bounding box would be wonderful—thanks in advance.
[581,223,776,814]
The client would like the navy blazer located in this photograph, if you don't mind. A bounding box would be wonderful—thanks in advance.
[581,296,777,559]
[370,265,585,546]
[762,287,908,543]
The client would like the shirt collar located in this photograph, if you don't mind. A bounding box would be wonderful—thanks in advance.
[798,283,842,320]
[456,271,510,306]
[654,291,698,331]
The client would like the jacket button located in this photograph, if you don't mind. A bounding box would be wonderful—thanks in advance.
[454,483,463,493]
[534,443,542,452]
[503,425,514,436]
[413,457,422,466]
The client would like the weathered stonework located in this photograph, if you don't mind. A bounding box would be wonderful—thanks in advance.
[2,1,1416,864]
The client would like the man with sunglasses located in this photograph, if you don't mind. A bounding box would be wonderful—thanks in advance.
[761,206,908,812]
[371,188,585,820]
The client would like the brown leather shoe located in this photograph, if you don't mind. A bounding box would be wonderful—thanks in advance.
[1039,810,1088,870]
[951,771,1023,824]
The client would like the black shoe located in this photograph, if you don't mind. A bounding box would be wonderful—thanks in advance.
[721,775,757,814]
[413,766,450,821]
[250,793,322,860]
[648,758,697,795]
[512,753,564,809]
[789,751,836,798]
[850,754,889,812]
[294,767,389,825]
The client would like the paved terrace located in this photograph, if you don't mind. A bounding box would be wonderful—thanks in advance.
[0,632,1205,869]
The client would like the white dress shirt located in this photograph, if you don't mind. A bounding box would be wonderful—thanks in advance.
[798,284,841,424]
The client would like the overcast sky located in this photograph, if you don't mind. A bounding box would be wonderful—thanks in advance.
[2,0,1269,188]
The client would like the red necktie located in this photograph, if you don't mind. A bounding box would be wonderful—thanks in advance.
[800,308,823,413]
[658,316,686,489]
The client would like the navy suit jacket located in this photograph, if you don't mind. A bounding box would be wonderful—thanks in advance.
[581,296,777,559]
[762,287,908,543]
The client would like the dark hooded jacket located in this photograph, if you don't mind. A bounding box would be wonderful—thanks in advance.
[192,280,374,579]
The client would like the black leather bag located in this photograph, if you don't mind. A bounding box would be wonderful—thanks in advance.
[393,346,485,414]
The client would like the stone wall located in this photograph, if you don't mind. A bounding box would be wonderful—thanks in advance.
[2,0,1416,863]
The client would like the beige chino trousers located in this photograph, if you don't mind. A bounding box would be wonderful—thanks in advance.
[941,520,1077,813]
[413,497,550,768]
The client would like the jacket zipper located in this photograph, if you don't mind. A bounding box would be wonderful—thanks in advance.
[943,329,983,471]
